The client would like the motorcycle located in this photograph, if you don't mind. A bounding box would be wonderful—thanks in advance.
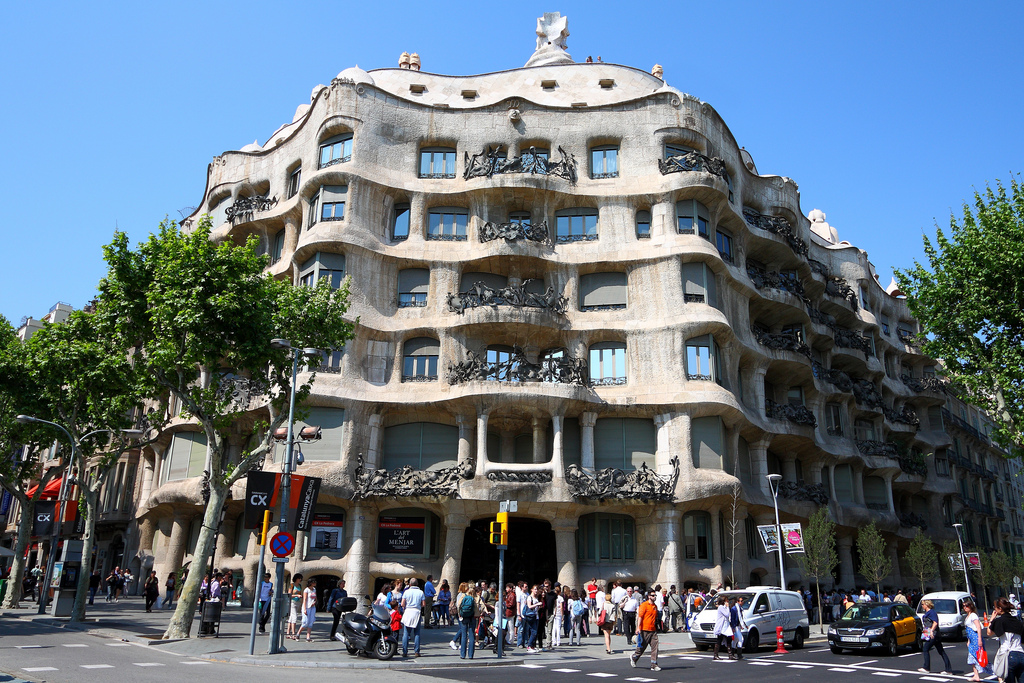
[336,596,398,661]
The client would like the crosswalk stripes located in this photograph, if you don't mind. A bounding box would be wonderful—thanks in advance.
[586,674,617,678]
[181,661,212,665]
[21,668,57,672]
[552,668,582,672]
[132,662,165,667]
[788,664,813,668]
[63,643,89,647]
[82,664,115,669]
[106,642,132,646]
[873,673,902,677]
[625,678,657,682]
[829,668,857,672]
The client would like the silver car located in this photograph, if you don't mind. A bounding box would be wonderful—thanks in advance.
[690,587,810,652]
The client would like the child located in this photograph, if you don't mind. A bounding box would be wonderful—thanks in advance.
[390,599,402,634]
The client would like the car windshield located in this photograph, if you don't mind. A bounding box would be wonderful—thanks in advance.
[843,605,890,621]
[700,592,756,612]
[927,599,958,614]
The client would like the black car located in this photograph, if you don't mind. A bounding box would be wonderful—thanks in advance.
[828,602,921,656]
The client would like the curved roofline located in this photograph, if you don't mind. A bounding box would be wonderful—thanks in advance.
[366,60,662,82]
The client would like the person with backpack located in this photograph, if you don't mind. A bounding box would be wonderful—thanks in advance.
[569,589,587,645]
[458,585,478,659]
[667,586,685,632]
[597,590,615,654]
[449,582,468,652]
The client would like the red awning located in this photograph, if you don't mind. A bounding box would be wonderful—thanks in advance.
[26,477,62,500]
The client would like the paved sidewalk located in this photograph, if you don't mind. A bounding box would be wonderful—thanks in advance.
[0,596,827,669]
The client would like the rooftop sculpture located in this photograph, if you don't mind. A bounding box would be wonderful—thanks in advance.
[525,12,573,67]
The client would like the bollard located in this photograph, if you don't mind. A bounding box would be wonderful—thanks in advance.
[774,626,787,654]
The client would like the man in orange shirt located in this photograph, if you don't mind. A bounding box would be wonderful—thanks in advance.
[630,590,661,671]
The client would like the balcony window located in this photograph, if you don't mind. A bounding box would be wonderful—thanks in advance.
[308,185,347,227]
[318,133,353,168]
[787,386,804,406]
[691,416,725,470]
[316,348,344,374]
[270,230,285,265]
[854,418,876,442]
[419,147,456,178]
[590,144,619,179]
[677,199,710,238]
[864,476,888,511]
[298,251,346,289]
[635,210,651,239]
[860,286,870,310]
[522,147,549,174]
[427,207,468,240]
[826,403,844,436]
[555,208,598,243]
[165,431,208,482]
[686,335,721,383]
[834,464,855,503]
[665,143,695,159]
[716,230,733,263]
[593,418,655,470]
[577,513,636,562]
[589,342,627,386]
[781,323,805,343]
[287,165,301,199]
[392,203,410,241]
[398,268,429,307]
[402,337,439,382]
[382,423,458,471]
[486,345,518,382]
[880,314,891,335]
[681,261,717,306]
[579,272,627,311]
[683,511,711,562]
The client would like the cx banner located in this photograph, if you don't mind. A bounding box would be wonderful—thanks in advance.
[33,501,56,537]
[244,472,321,531]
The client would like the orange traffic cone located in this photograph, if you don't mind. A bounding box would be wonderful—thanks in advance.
[983,612,990,628]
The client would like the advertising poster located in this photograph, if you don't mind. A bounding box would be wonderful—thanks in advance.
[310,513,345,552]
[32,501,56,537]
[757,524,780,554]
[781,523,804,553]
[965,552,982,570]
[949,554,964,572]
[377,515,425,555]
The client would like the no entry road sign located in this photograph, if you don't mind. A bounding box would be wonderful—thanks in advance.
[270,531,295,558]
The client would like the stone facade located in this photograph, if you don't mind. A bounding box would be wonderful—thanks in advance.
[119,17,1023,606]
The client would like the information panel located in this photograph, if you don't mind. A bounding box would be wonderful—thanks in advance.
[310,513,345,551]
[376,515,425,555]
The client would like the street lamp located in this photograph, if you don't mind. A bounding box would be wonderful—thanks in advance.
[15,415,143,614]
[952,523,972,595]
[267,339,320,654]
[766,473,786,590]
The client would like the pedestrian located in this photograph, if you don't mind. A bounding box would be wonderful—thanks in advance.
[105,567,118,602]
[209,572,223,604]
[667,585,684,632]
[562,586,572,640]
[401,577,425,657]
[144,570,160,612]
[610,581,626,634]
[88,570,100,605]
[620,586,639,646]
[294,577,317,642]
[390,578,405,607]
[988,596,1024,683]
[164,572,176,609]
[423,575,436,628]
[568,589,586,645]
[457,585,477,659]
[524,584,542,652]
[630,590,661,671]
[542,581,557,649]
[22,572,36,603]
[964,599,993,681]
[712,595,734,660]
[598,591,615,654]
[586,578,599,616]
[286,573,303,639]
[551,586,564,648]
[436,580,451,627]
[257,572,273,634]
[450,581,468,651]
[730,596,746,659]
[327,579,348,642]
[918,598,953,674]
[502,583,517,644]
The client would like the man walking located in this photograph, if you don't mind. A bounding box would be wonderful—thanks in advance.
[667,585,684,632]
[630,590,661,671]
[88,570,101,605]
[423,575,436,628]
[621,587,639,646]
[328,579,348,642]
[401,578,425,657]
[257,572,273,634]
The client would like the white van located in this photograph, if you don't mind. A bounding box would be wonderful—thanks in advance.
[691,587,810,652]
[916,591,972,640]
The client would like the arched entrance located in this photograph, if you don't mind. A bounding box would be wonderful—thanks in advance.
[309,573,340,611]
[460,518,556,585]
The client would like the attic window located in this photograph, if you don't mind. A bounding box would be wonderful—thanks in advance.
[461,90,478,99]
[541,80,557,90]
[571,102,588,108]
[409,84,426,94]
[598,79,615,89]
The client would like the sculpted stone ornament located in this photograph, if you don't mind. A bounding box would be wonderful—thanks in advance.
[225,194,278,224]
[525,12,573,67]
[778,481,829,505]
[464,145,577,184]
[565,456,679,502]
[353,454,474,499]
[446,280,568,316]
[658,150,728,180]
[486,470,552,484]
[479,219,549,244]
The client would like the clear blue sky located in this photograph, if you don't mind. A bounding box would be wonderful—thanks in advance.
[2,1,1022,324]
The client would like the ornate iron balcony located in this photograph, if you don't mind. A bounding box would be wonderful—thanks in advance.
[904,375,947,395]
[565,457,679,502]
[778,481,828,505]
[402,374,437,383]
[751,326,811,358]
[856,440,898,458]
[812,361,853,392]
[319,154,351,169]
[420,172,456,179]
[398,297,428,308]
[447,280,568,316]
[658,151,728,180]
[825,276,859,310]
[426,233,467,241]
[742,207,808,257]
[313,365,342,375]
[593,376,628,386]
[884,405,920,428]
[683,293,706,304]
[479,220,549,244]
[226,194,278,224]
[852,378,884,409]
[826,426,844,437]
[580,304,626,312]
[686,373,714,382]
[464,145,578,184]
[834,327,873,354]
[353,454,474,499]
[746,266,807,299]
[765,399,817,427]
[447,347,589,386]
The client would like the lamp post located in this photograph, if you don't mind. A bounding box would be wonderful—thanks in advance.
[767,473,786,590]
[952,523,972,595]
[267,339,320,655]
[15,415,142,615]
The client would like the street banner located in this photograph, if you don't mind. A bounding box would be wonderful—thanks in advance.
[949,554,964,572]
[293,475,321,532]
[32,501,56,537]
[757,524,780,554]
[965,552,982,571]
[244,471,322,531]
[244,471,278,529]
[1,490,11,516]
[781,523,805,553]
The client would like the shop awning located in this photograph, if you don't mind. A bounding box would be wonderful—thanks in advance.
[25,477,62,500]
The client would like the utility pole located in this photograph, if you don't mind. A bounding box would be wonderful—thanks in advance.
[492,500,515,657]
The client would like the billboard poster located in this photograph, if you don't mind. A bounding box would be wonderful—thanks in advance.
[757,524,780,554]
[310,513,345,552]
[376,515,425,555]
[949,554,964,572]
[244,471,278,529]
[781,523,804,553]
[965,552,982,571]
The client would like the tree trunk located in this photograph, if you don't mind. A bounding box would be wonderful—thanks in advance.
[70,487,101,622]
[162,483,227,639]
[816,577,823,634]
[1,496,33,608]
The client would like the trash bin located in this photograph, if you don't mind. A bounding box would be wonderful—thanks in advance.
[199,600,223,637]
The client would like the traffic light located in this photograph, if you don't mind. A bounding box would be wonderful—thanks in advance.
[490,511,508,546]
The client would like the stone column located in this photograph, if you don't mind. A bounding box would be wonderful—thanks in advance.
[781,454,798,483]
[216,514,235,565]
[885,475,896,513]
[550,415,565,478]
[475,412,489,477]
[654,413,674,475]
[532,417,546,464]
[138,449,156,506]
[345,505,373,611]
[726,427,740,477]
[441,512,469,590]
[282,215,300,261]
[828,465,837,502]
[654,508,682,589]
[457,414,473,469]
[500,432,515,464]
[552,518,579,589]
[709,505,722,567]
[408,194,427,242]
[750,367,768,415]
[730,505,749,588]
[837,535,855,588]
[807,462,823,486]
[853,467,866,505]
[154,443,168,490]
[365,413,384,469]
[580,412,597,471]
[137,516,157,554]
[160,512,191,580]
[749,439,771,495]
[888,542,902,586]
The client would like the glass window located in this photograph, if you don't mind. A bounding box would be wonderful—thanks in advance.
[589,342,627,385]
[592,418,656,471]
[579,272,627,310]
[521,147,549,174]
[308,185,347,228]
[382,423,457,470]
[577,513,636,562]
[590,145,619,179]
[691,416,725,469]
[427,207,468,240]
[685,334,721,383]
[880,314,890,335]
[681,261,717,306]
[398,268,429,307]
[402,337,439,382]
[677,199,710,238]
[827,404,844,436]
[854,418,876,441]
[787,386,804,406]
[419,147,457,178]
[375,508,440,559]
[297,252,346,289]
[555,208,599,243]
[287,165,301,199]
[745,516,760,559]
[781,323,804,343]
[665,143,695,159]
[319,133,353,168]
[834,464,855,502]
[392,203,410,240]
[165,431,208,482]
[293,407,345,461]
[683,511,711,562]
[635,210,651,239]
[270,230,285,265]
[716,230,733,263]
[486,345,518,382]
[316,348,344,374]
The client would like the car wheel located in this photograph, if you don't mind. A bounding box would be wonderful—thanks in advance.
[374,638,397,661]
[791,629,805,650]
[694,643,709,652]
[745,629,760,653]
[830,645,844,654]
[885,633,897,656]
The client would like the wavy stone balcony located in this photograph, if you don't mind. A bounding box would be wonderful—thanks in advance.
[447,280,568,316]
[742,207,808,257]
[447,348,589,386]
[565,457,679,502]
[765,398,817,428]
[464,146,578,184]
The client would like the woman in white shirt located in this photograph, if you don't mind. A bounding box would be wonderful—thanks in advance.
[552,587,565,647]
[295,578,318,642]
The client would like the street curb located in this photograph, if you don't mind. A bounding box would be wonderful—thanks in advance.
[2,611,185,646]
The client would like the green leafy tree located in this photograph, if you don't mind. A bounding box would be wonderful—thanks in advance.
[985,550,1013,600]
[895,176,1024,456]
[97,218,354,639]
[797,506,838,633]
[905,530,938,595]
[856,522,891,594]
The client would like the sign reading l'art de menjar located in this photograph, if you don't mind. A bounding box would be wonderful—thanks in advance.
[376,515,425,555]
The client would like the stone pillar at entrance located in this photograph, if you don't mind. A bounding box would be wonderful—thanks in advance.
[441,512,469,590]
[345,505,373,611]
[552,518,578,589]
[580,412,597,470]
[838,535,855,588]
[654,508,682,589]
[160,512,191,581]
[456,414,473,469]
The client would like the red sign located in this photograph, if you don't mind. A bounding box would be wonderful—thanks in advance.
[270,531,295,558]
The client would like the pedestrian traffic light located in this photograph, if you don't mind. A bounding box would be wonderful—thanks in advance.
[490,511,508,546]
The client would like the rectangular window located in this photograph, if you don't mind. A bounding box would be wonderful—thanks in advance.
[589,344,627,385]
[686,335,721,383]
[427,208,468,240]
[419,147,456,178]
[665,143,694,159]
[880,314,890,335]
[787,386,804,406]
[579,272,627,310]
[677,199,710,238]
[308,185,347,227]
[270,230,285,265]
[321,200,344,221]
[716,231,733,263]
[855,419,876,441]
[556,209,599,242]
[682,261,717,306]
[287,166,301,199]
[827,404,844,436]
[683,513,710,561]
[590,145,619,178]
[403,354,438,381]
[781,323,804,343]
[392,203,410,240]
[398,268,429,307]
[635,210,651,239]
[860,286,870,310]
[319,135,352,168]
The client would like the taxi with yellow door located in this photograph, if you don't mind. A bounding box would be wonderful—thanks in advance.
[828,601,922,655]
